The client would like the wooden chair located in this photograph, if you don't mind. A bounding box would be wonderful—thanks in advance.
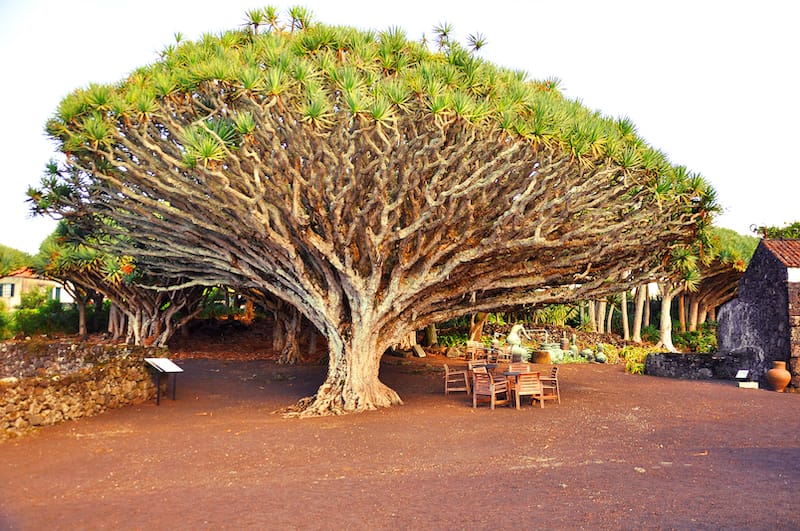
[512,372,546,409]
[465,340,488,361]
[540,366,561,404]
[494,345,513,362]
[506,362,533,396]
[509,362,532,373]
[472,372,509,409]
[444,364,470,395]
[468,360,489,381]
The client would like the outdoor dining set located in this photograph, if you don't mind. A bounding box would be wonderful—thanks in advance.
[443,356,561,410]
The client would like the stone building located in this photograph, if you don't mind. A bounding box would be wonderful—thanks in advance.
[717,239,800,388]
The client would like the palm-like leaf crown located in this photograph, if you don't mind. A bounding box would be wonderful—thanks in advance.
[46,7,710,202]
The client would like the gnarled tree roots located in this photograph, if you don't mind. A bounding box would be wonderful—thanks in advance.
[277,382,403,418]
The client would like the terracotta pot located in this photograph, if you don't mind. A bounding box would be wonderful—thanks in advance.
[532,350,551,364]
[766,361,792,392]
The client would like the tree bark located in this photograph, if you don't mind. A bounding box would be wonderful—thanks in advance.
[596,300,607,334]
[678,294,687,333]
[621,290,630,341]
[656,282,681,352]
[424,323,438,347]
[698,305,708,327]
[278,306,302,364]
[108,303,125,341]
[632,284,647,344]
[286,328,402,417]
[469,313,489,342]
[587,301,597,333]
[688,296,700,332]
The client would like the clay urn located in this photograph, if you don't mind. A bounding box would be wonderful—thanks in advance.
[766,361,792,392]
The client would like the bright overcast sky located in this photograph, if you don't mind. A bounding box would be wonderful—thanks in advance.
[1,0,797,254]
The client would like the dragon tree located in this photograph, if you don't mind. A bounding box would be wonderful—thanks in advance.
[32,221,208,346]
[34,8,716,415]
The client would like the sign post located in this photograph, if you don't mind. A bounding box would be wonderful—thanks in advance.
[144,358,184,405]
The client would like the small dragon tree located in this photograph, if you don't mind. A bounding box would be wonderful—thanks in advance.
[32,8,716,415]
[32,219,208,346]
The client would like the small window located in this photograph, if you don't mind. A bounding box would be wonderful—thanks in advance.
[53,286,61,301]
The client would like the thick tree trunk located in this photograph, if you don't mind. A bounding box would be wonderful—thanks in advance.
[596,300,607,334]
[469,313,489,342]
[632,284,647,343]
[698,306,708,325]
[76,300,87,338]
[644,294,651,328]
[287,330,402,417]
[606,302,615,334]
[108,303,126,341]
[678,294,687,333]
[587,301,597,332]
[621,290,630,341]
[657,283,680,352]
[424,324,438,347]
[277,306,302,364]
[688,297,700,332]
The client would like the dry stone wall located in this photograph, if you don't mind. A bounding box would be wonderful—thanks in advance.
[1,341,165,439]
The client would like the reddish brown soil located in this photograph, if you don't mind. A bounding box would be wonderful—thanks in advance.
[2,331,799,529]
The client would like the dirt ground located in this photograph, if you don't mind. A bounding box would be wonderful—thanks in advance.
[2,335,800,529]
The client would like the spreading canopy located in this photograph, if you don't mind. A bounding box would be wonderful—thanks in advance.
[36,10,716,414]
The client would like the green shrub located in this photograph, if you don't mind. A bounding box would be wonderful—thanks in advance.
[641,325,660,343]
[0,300,11,340]
[556,352,588,364]
[531,304,577,326]
[598,343,620,364]
[620,345,662,374]
[12,298,78,336]
[438,332,468,348]
[18,287,49,309]
[487,313,507,326]
[673,322,717,353]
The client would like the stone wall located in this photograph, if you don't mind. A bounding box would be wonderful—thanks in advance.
[1,342,165,439]
[788,282,800,386]
[717,243,792,386]
[645,350,770,386]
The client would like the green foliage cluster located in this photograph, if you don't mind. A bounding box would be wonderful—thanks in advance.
[641,325,660,344]
[531,304,578,326]
[11,288,76,336]
[1,286,108,338]
[757,221,800,239]
[44,5,707,186]
[710,227,757,270]
[0,300,11,340]
[0,244,31,276]
[487,313,507,326]
[437,332,468,348]
[555,353,588,364]
[673,322,717,353]
[12,300,76,337]
[597,343,620,364]
[620,345,662,374]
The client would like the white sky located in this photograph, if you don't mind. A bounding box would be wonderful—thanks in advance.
[1,0,797,254]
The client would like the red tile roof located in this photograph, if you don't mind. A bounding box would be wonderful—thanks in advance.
[763,239,800,268]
